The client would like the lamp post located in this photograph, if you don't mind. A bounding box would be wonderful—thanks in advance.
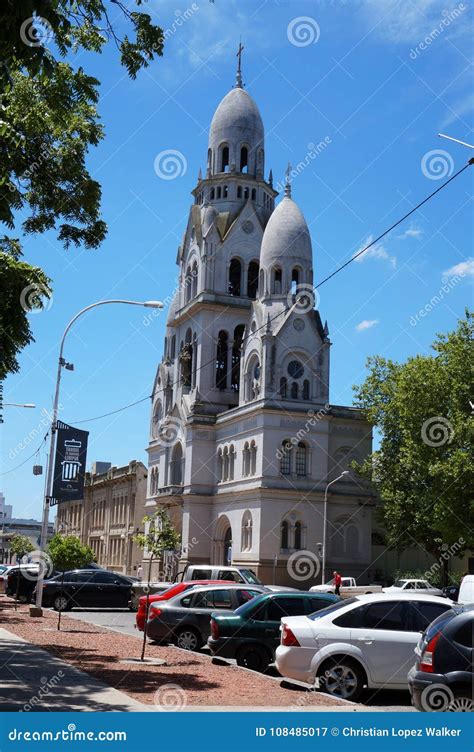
[33,299,164,614]
[4,403,36,408]
[321,470,350,585]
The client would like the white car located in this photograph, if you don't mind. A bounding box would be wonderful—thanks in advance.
[275,593,453,701]
[384,579,443,597]
[458,575,474,604]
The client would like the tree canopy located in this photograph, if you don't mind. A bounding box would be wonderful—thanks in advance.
[47,532,94,571]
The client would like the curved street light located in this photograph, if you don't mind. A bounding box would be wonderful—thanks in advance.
[4,403,36,408]
[34,299,164,614]
[321,470,350,585]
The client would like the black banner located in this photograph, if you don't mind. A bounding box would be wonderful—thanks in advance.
[50,421,89,506]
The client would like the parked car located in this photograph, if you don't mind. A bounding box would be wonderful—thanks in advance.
[442,584,460,602]
[208,591,339,672]
[458,575,474,605]
[135,580,226,631]
[6,565,57,603]
[275,593,453,701]
[408,604,473,711]
[384,579,443,597]
[38,569,135,610]
[310,577,383,598]
[146,584,268,650]
[0,565,15,594]
[129,582,173,611]
[177,564,265,585]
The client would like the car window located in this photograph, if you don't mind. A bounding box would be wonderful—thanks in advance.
[180,594,193,608]
[333,606,365,628]
[403,582,415,590]
[218,571,243,582]
[93,571,118,584]
[211,589,232,608]
[308,597,359,621]
[239,569,263,585]
[235,596,267,620]
[360,601,413,631]
[308,598,334,614]
[454,620,474,649]
[74,571,95,583]
[266,597,306,620]
[412,601,451,631]
[191,590,219,609]
[235,589,261,606]
[190,569,212,580]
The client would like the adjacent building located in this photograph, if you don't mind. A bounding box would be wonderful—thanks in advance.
[0,518,54,564]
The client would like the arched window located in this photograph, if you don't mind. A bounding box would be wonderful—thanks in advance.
[280,441,291,475]
[280,377,287,398]
[247,261,259,299]
[291,267,300,295]
[346,525,359,555]
[192,332,197,388]
[217,448,223,483]
[170,335,176,359]
[210,187,215,200]
[182,327,193,390]
[244,186,249,200]
[223,447,229,481]
[207,148,212,171]
[152,401,162,438]
[281,520,289,549]
[185,265,192,303]
[223,185,228,198]
[240,146,248,173]
[216,186,222,199]
[243,441,250,476]
[241,511,252,551]
[237,186,242,198]
[229,258,242,296]
[221,145,229,172]
[251,188,256,201]
[291,382,298,399]
[171,443,183,485]
[216,330,228,389]
[229,445,235,480]
[231,324,245,392]
[295,442,307,476]
[258,268,264,296]
[294,521,302,550]
[191,261,198,299]
[250,440,257,475]
[273,266,282,294]
[302,380,310,400]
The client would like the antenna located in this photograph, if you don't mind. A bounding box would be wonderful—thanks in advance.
[438,133,474,149]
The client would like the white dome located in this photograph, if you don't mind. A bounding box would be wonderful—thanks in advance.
[260,195,312,271]
[208,87,264,177]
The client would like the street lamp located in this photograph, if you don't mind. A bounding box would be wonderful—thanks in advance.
[321,470,350,585]
[33,299,164,614]
[4,403,36,408]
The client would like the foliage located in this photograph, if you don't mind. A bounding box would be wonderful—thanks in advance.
[134,507,181,562]
[47,533,94,571]
[353,311,473,578]
[9,534,35,561]
[0,1,164,378]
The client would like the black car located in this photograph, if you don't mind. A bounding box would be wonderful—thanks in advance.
[146,584,268,650]
[408,604,474,712]
[39,569,135,611]
[6,565,61,603]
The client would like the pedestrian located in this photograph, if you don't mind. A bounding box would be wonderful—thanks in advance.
[137,565,143,580]
[333,570,342,596]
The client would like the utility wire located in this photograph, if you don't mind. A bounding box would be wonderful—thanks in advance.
[0,433,49,476]
[61,158,474,425]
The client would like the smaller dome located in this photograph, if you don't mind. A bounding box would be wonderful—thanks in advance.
[260,195,312,271]
[201,203,218,235]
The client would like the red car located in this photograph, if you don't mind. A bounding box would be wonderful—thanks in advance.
[135,580,224,631]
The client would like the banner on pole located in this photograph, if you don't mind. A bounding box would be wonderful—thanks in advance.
[49,421,89,506]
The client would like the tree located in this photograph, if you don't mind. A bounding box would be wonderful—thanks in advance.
[0,1,164,379]
[9,534,35,609]
[134,508,181,661]
[47,533,94,629]
[353,311,473,585]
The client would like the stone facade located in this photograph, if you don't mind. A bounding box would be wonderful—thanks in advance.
[145,62,376,587]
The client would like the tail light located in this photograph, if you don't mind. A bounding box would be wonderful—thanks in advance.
[419,631,441,672]
[210,619,219,639]
[281,624,300,647]
[149,607,162,619]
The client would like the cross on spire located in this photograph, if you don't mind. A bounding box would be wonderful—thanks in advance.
[284,162,292,197]
[236,39,244,88]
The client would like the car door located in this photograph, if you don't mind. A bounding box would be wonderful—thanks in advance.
[349,600,418,685]
[264,597,309,651]
[109,574,132,607]
[70,571,96,607]
[188,589,232,640]
[91,571,118,607]
[411,600,452,633]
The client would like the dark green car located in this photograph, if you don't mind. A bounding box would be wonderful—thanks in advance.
[208,590,340,672]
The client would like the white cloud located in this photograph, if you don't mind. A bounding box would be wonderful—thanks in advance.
[353,235,397,268]
[357,0,469,44]
[356,319,380,332]
[442,258,474,282]
[397,227,424,239]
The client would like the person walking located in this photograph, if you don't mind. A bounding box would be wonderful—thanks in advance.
[136,565,143,580]
[333,570,342,596]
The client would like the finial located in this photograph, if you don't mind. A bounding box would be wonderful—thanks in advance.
[197,167,202,182]
[235,39,244,88]
[284,163,292,197]
[268,169,273,187]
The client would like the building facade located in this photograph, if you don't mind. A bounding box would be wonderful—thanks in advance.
[145,59,376,586]
[55,460,147,576]
[0,518,54,564]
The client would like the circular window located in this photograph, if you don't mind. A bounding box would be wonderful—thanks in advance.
[242,220,254,234]
[288,360,304,379]
[254,363,261,380]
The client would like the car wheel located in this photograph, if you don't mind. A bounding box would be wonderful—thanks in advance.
[317,657,365,701]
[53,595,70,612]
[175,628,202,651]
[447,696,474,712]
[236,645,270,673]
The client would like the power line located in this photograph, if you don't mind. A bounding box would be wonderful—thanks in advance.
[61,158,473,424]
[0,433,49,477]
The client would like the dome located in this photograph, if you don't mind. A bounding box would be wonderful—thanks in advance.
[208,87,264,177]
[260,195,312,271]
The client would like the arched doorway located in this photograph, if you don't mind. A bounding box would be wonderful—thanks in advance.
[212,515,232,565]
[224,527,232,565]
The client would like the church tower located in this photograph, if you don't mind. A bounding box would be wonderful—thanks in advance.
[146,51,374,585]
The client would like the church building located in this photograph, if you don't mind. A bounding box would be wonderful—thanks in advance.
[145,54,375,586]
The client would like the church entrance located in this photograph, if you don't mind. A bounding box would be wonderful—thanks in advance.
[212,516,232,565]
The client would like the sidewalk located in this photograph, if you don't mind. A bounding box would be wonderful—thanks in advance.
[0,628,150,712]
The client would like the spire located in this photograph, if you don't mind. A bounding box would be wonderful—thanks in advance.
[197,167,202,182]
[235,39,244,88]
[268,169,273,187]
[284,162,292,198]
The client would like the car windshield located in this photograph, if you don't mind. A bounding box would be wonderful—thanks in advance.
[240,569,263,585]
[392,580,408,587]
[308,597,359,620]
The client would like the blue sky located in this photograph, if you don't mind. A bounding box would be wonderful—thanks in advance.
[2,0,473,519]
